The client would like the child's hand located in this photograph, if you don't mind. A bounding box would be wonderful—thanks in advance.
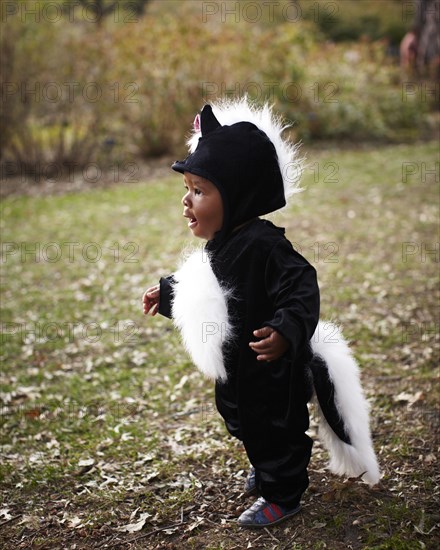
[143,284,160,316]
[249,327,289,362]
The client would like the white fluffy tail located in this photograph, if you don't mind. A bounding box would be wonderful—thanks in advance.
[310,321,380,486]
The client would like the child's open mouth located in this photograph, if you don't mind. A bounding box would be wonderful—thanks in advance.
[188,217,198,229]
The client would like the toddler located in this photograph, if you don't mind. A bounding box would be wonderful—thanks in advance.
[143,98,379,528]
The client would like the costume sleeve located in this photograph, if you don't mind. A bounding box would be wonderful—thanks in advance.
[158,275,176,319]
[263,239,320,358]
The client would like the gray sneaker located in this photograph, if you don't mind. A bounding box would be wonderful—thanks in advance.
[238,496,301,528]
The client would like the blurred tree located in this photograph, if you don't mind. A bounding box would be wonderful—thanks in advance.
[295,0,409,45]
[128,0,151,15]
[63,0,151,25]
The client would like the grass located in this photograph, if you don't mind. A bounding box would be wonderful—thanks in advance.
[0,141,439,549]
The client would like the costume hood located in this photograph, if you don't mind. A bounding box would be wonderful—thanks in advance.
[172,98,302,244]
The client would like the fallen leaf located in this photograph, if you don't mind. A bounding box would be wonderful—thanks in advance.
[394,391,424,405]
[186,517,204,532]
[78,458,95,468]
[116,512,151,533]
[0,508,13,520]
[312,521,327,528]
[18,515,40,528]
[68,516,83,528]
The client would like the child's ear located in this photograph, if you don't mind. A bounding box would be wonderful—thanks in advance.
[201,105,221,136]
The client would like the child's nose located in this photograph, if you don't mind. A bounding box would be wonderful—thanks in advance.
[182,192,191,206]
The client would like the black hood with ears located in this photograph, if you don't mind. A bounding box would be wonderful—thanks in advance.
[171,104,286,246]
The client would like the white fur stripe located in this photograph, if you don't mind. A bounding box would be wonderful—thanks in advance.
[311,321,381,485]
[171,249,233,382]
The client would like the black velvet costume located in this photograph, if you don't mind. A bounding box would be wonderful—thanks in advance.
[211,219,318,507]
[157,105,320,507]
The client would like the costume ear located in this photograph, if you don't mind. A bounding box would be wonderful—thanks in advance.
[200,104,221,135]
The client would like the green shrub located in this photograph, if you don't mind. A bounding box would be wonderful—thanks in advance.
[109,7,317,158]
[1,2,116,177]
[0,0,431,180]
[285,42,429,142]
[299,0,410,45]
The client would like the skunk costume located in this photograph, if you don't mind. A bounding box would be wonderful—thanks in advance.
[157,99,380,507]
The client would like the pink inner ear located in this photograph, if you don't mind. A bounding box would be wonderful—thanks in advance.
[193,114,201,132]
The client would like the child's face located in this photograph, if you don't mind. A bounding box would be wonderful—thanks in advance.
[182,172,223,240]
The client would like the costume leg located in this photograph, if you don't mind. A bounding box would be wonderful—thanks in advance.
[215,374,241,440]
[238,355,312,507]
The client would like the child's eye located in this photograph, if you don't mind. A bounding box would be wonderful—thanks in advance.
[194,188,202,196]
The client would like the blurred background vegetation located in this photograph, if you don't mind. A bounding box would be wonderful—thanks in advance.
[1,0,437,179]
